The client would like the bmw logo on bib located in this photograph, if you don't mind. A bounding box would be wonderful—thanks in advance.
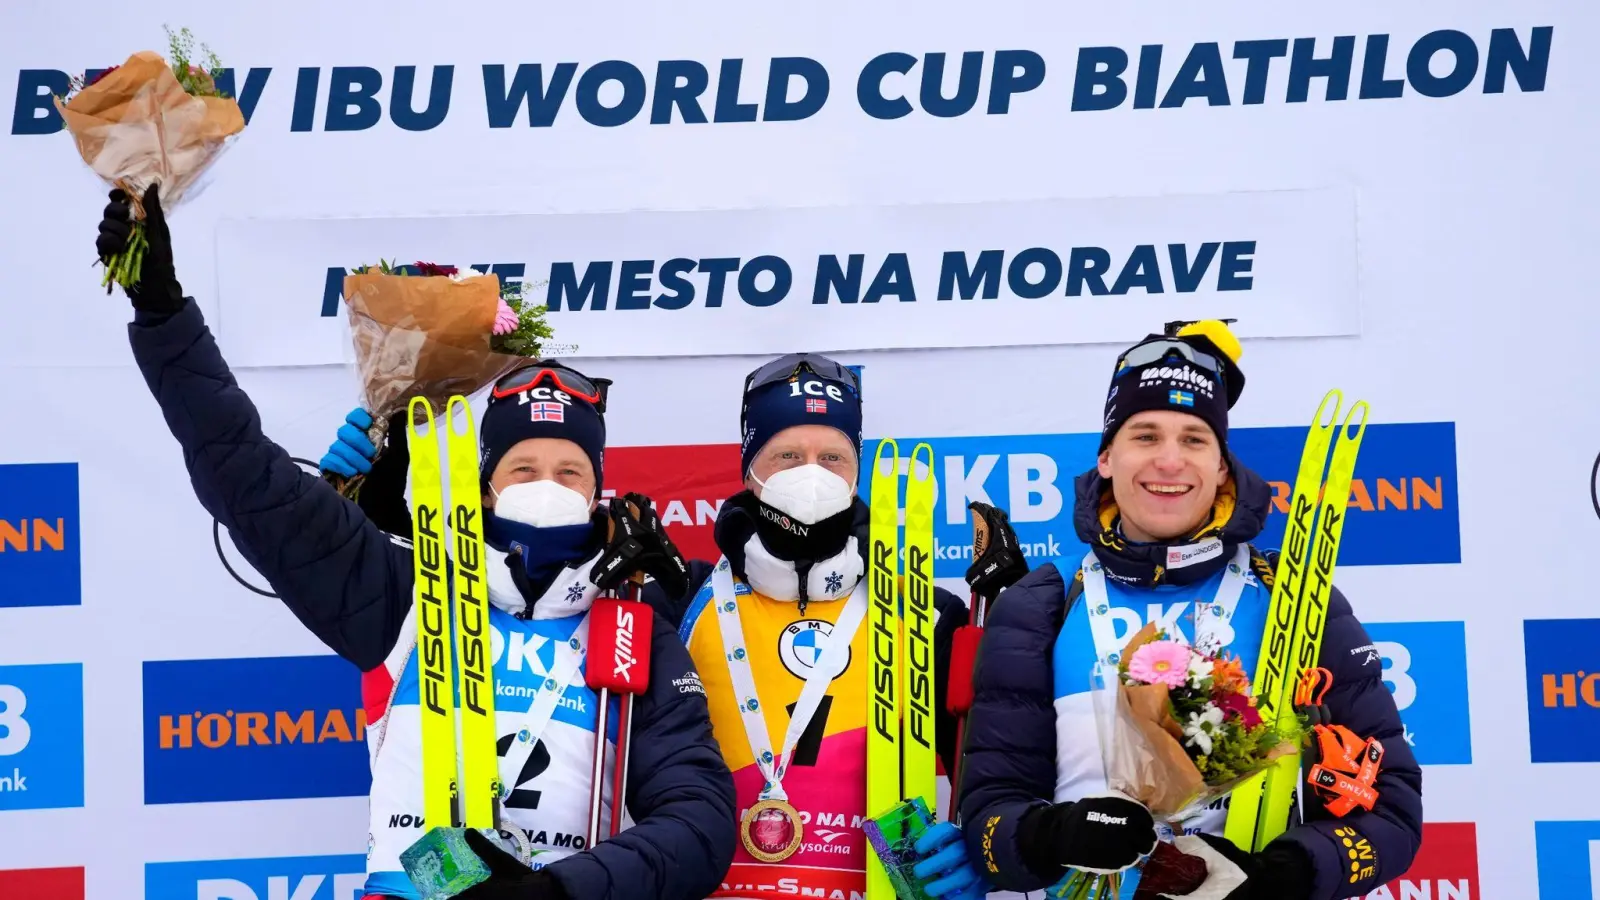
[779,619,851,681]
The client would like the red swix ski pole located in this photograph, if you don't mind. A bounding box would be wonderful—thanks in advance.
[584,505,654,847]
[946,513,991,817]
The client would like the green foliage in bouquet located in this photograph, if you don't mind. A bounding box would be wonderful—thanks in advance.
[495,277,556,358]
[163,25,231,99]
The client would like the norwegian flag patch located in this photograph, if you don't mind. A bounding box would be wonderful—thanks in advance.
[805,398,827,414]
[530,401,565,422]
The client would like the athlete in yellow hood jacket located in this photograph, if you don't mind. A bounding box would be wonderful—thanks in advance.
[656,354,992,900]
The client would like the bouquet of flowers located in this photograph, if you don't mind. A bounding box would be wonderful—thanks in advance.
[331,261,572,498]
[1051,623,1304,900]
[55,26,246,292]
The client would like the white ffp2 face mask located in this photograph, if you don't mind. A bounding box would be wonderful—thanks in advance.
[751,463,854,525]
[491,479,593,528]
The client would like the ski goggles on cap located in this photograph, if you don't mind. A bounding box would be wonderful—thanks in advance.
[1115,338,1225,378]
[743,353,861,397]
[491,362,610,411]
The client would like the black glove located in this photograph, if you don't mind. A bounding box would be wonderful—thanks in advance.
[1189,833,1316,900]
[589,493,690,599]
[1017,795,1158,879]
[96,184,184,313]
[454,829,569,900]
[964,501,1029,601]
[355,410,414,540]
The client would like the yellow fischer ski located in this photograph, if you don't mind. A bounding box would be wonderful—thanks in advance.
[902,442,937,816]
[409,397,459,831]
[1225,389,1369,852]
[866,438,902,900]
[446,395,501,828]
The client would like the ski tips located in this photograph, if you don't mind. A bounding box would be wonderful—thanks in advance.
[873,438,901,478]
[910,442,935,482]
[1313,389,1344,429]
[407,396,435,438]
[446,394,475,435]
[1340,400,1371,441]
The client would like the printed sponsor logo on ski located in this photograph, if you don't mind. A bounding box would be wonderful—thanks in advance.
[145,853,367,900]
[1524,618,1600,763]
[0,462,80,609]
[142,655,370,803]
[0,663,84,811]
[0,867,83,900]
[1364,622,1472,765]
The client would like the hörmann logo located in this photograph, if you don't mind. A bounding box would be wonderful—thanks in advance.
[0,463,80,609]
[143,656,370,803]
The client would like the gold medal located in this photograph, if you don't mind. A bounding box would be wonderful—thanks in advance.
[740,797,804,863]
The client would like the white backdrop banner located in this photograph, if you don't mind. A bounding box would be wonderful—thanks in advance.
[213,188,1358,366]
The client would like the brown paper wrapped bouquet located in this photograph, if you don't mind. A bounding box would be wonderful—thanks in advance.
[331,261,569,498]
[55,27,246,292]
[1052,624,1305,900]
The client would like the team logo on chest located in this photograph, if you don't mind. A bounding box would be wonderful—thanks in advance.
[778,619,852,681]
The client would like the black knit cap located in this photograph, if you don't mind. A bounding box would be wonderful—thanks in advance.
[1098,319,1245,456]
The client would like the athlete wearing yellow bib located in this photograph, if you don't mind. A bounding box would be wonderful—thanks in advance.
[659,354,993,900]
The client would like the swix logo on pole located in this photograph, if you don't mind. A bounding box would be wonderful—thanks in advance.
[613,606,639,682]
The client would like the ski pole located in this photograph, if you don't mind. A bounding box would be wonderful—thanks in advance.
[585,572,650,845]
[608,574,650,839]
[584,501,655,847]
[946,512,991,819]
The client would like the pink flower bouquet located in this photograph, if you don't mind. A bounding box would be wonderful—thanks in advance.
[1051,624,1304,899]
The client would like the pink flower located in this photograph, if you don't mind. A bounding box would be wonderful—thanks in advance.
[493,297,519,335]
[1126,640,1191,688]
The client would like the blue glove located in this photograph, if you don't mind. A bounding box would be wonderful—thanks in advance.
[910,822,989,900]
[320,408,377,478]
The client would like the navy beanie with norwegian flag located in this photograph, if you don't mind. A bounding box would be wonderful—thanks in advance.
[478,384,607,497]
[740,368,864,478]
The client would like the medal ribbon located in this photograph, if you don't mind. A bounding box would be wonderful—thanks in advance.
[1080,545,1251,667]
[499,613,590,794]
[711,557,868,802]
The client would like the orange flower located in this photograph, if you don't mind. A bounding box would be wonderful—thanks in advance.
[1211,656,1249,694]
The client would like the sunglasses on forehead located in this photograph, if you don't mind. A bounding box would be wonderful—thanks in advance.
[491,363,611,411]
[743,353,861,397]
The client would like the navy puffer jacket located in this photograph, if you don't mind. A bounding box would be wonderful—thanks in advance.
[127,298,736,900]
[956,458,1423,900]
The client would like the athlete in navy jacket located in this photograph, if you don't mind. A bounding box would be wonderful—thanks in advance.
[97,186,736,900]
[956,322,1422,899]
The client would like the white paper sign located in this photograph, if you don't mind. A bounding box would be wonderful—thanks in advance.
[215,189,1358,366]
